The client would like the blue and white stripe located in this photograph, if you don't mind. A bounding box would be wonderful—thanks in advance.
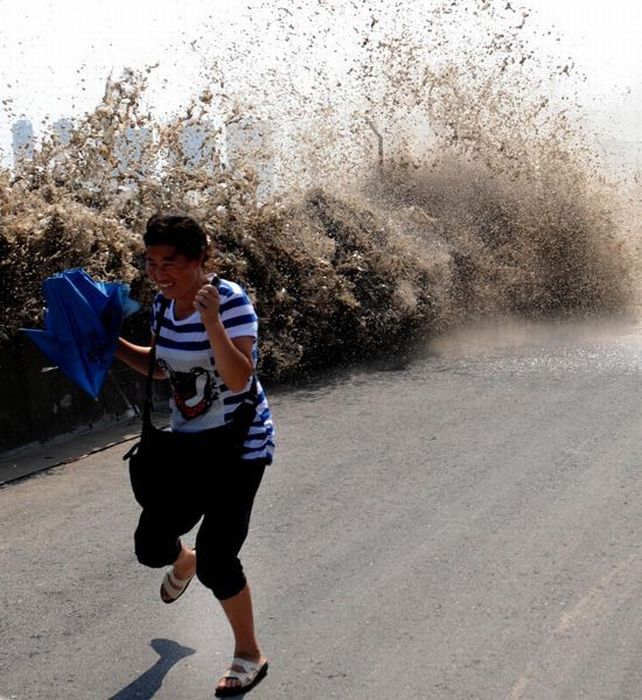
[151,278,275,463]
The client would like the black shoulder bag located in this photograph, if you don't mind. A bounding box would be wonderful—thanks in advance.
[124,296,259,510]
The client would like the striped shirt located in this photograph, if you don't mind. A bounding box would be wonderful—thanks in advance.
[151,278,275,463]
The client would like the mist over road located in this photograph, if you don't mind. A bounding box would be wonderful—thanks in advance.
[2,318,642,700]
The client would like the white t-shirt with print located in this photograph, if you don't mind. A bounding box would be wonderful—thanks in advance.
[152,278,275,463]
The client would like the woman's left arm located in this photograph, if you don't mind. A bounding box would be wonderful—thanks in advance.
[194,283,254,392]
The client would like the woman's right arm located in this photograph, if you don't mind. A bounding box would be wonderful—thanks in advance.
[115,337,165,379]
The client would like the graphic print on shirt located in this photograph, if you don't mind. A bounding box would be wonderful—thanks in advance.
[157,358,220,420]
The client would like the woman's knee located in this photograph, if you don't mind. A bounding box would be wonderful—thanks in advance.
[196,556,246,600]
[134,521,180,568]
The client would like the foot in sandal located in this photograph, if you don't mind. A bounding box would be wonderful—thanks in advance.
[160,568,195,603]
[160,546,196,604]
[215,654,269,697]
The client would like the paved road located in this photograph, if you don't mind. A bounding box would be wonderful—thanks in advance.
[2,318,642,700]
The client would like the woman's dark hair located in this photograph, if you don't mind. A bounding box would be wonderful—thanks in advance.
[144,213,209,260]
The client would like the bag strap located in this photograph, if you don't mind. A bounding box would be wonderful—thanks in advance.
[142,296,170,427]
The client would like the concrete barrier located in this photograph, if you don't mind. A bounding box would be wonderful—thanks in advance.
[0,316,165,453]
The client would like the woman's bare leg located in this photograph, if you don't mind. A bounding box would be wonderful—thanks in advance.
[172,543,196,579]
[216,583,267,692]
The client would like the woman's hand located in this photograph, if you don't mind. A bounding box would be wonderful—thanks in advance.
[193,283,221,328]
[195,282,254,392]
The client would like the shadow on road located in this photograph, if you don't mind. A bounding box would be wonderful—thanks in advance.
[108,638,196,699]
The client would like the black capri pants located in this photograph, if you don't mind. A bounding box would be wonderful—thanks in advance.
[134,459,266,600]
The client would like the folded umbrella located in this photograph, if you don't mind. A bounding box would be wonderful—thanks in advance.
[21,268,141,399]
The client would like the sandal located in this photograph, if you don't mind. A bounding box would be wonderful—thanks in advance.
[215,657,269,697]
[160,568,194,604]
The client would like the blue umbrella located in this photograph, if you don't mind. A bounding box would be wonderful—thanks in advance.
[21,268,141,399]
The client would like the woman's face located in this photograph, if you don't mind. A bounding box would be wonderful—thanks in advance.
[145,244,203,299]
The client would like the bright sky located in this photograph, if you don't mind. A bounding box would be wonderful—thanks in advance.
[1,0,641,160]
[529,0,642,141]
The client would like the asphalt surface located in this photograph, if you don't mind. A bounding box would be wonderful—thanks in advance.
[2,317,642,700]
